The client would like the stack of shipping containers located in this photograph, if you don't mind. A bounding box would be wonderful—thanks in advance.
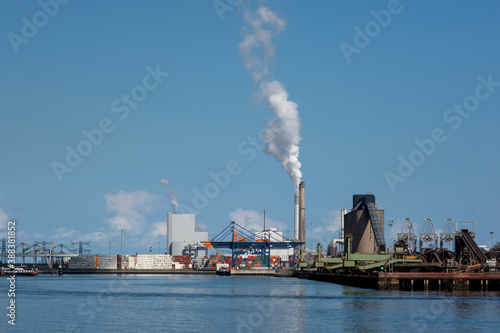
[172,255,191,269]
[206,254,281,270]
[68,253,282,270]
[117,255,130,269]
[153,254,173,269]
[208,254,231,269]
[69,254,174,270]
[128,255,136,269]
[135,254,173,269]
[98,254,118,269]
[68,255,96,269]
[238,255,281,269]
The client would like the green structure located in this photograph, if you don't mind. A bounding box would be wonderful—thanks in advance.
[299,234,422,272]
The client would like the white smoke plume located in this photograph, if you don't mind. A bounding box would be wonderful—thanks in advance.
[260,81,302,190]
[159,179,179,213]
[239,6,302,190]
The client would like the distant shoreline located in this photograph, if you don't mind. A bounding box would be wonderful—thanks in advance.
[36,268,295,277]
[39,268,216,275]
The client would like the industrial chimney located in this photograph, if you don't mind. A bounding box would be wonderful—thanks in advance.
[298,182,305,251]
[294,194,299,240]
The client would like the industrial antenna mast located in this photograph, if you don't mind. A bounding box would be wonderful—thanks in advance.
[72,241,91,254]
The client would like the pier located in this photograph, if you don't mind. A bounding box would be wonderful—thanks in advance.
[295,270,500,291]
[378,272,500,291]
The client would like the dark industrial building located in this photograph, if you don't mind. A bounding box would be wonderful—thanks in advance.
[344,194,386,254]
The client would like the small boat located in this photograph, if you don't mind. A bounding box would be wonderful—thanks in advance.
[5,267,38,276]
[215,268,231,275]
[216,264,231,276]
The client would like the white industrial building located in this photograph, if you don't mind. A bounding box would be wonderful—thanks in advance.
[167,213,209,258]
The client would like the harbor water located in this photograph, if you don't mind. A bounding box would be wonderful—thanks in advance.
[1,274,499,332]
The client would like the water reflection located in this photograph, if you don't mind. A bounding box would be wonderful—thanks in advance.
[3,275,500,332]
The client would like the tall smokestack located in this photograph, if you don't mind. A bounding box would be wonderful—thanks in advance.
[167,212,172,255]
[294,194,299,240]
[298,182,305,251]
[341,208,347,238]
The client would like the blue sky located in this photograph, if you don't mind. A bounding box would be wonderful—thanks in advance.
[1,0,499,254]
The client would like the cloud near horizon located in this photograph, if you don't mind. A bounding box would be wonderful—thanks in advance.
[229,209,288,233]
[306,209,342,249]
[0,207,9,229]
[104,190,158,234]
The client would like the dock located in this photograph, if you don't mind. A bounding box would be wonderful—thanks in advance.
[295,270,500,291]
[378,272,500,291]
[230,269,275,276]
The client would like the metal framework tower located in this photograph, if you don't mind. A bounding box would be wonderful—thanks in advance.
[34,241,53,264]
[419,218,439,251]
[440,218,456,250]
[388,218,394,251]
[0,241,78,267]
[397,218,417,253]
[72,241,91,255]
[338,208,347,253]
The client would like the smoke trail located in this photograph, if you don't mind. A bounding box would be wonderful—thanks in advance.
[159,179,179,213]
[239,6,302,190]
